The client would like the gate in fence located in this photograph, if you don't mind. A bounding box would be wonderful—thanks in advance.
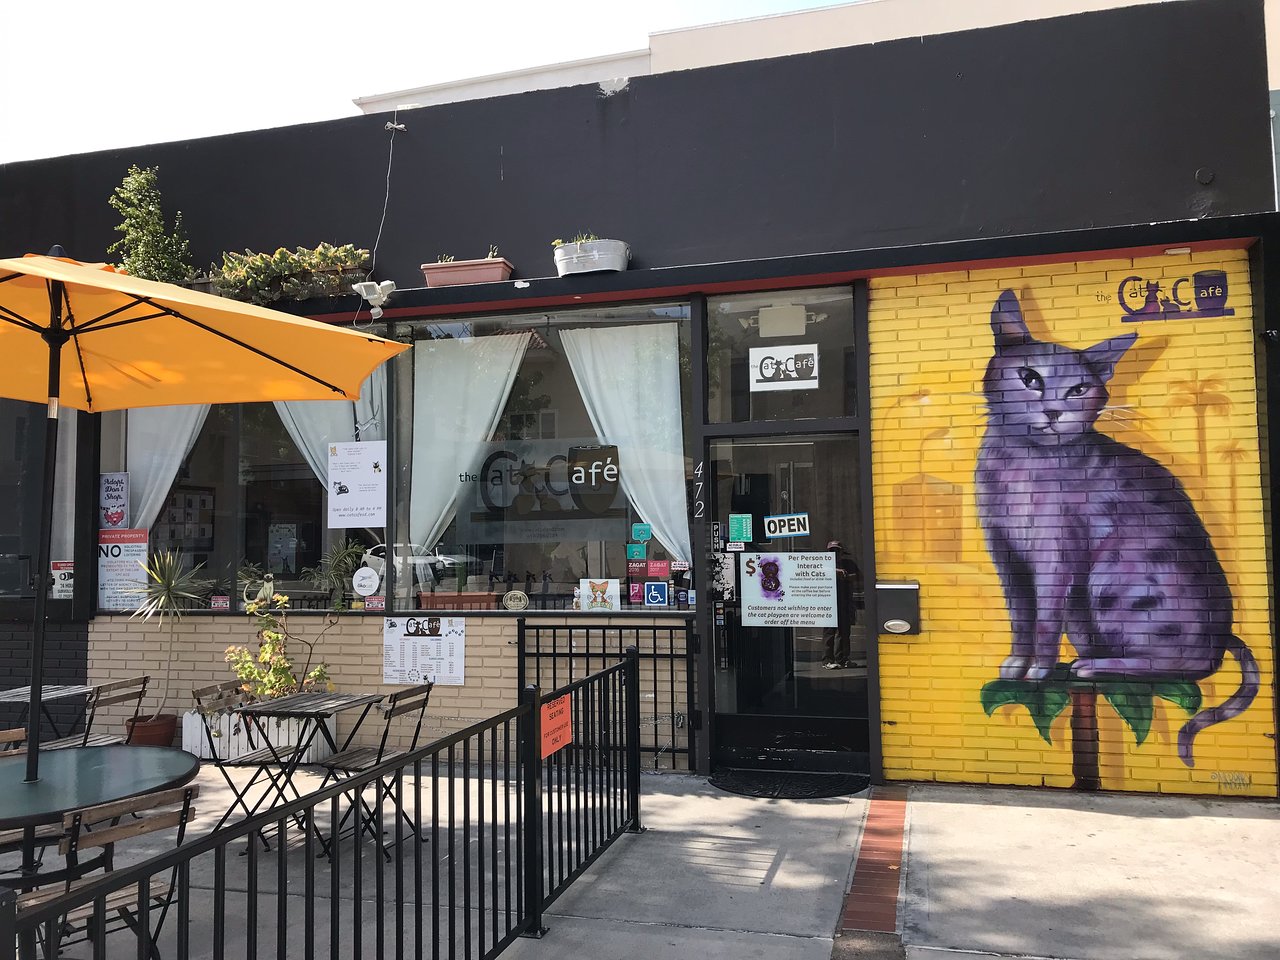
[2,651,645,960]
[517,617,697,771]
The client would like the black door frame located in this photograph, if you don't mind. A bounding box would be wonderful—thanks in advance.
[688,281,881,779]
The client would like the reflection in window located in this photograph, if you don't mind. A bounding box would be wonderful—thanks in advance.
[106,366,386,611]
[707,287,856,423]
[0,400,77,600]
[394,303,694,611]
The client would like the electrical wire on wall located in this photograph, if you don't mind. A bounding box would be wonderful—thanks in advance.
[352,108,405,329]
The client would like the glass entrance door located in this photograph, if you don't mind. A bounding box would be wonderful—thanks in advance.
[709,433,868,771]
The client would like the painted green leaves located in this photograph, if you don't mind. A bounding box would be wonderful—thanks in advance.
[980,679,1070,743]
[980,667,1202,745]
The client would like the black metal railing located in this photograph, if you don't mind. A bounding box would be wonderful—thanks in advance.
[517,618,696,770]
[3,650,643,960]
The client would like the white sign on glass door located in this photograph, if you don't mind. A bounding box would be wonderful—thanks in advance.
[747,345,819,392]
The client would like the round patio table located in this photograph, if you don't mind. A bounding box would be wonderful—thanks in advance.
[0,745,200,830]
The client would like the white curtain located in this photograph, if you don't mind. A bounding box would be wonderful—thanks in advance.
[560,323,691,562]
[127,404,211,531]
[273,367,386,486]
[410,333,531,551]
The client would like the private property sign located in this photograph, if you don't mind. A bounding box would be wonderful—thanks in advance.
[541,694,573,759]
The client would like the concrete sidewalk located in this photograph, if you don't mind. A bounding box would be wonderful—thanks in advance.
[900,784,1280,960]
[11,764,1278,959]
[502,775,1280,960]
[504,773,867,960]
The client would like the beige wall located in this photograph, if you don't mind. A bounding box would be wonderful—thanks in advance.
[87,613,691,767]
[650,0,1173,74]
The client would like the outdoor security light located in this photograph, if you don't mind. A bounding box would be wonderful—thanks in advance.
[352,279,396,319]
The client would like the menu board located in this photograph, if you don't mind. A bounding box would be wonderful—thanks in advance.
[383,615,465,685]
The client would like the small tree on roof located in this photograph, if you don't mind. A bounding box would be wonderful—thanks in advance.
[108,164,195,282]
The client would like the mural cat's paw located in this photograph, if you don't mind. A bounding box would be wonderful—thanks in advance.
[998,656,1029,680]
[1070,659,1099,679]
[1024,662,1054,681]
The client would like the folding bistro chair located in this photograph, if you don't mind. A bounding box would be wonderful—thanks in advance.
[41,676,150,751]
[0,725,24,755]
[192,680,299,845]
[318,682,433,858]
[15,784,199,960]
[0,727,63,870]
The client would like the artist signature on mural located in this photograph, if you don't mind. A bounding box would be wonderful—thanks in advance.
[1209,771,1252,790]
[1116,270,1234,321]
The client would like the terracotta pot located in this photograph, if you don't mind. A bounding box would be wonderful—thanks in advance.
[419,258,514,287]
[125,713,179,746]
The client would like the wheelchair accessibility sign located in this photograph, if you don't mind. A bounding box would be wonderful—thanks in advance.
[644,581,669,607]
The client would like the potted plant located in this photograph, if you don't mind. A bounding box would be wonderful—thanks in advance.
[186,589,338,762]
[214,242,370,305]
[552,233,630,277]
[301,538,366,610]
[180,579,337,759]
[127,549,214,745]
[420,245,514,287]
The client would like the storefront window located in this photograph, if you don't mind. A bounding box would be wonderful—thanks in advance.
[103,369,386,610]
[391,302,694,611]
[707,287,856,423]
[0,400,77,601]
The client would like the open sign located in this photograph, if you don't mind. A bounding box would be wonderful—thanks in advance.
[763,512,810,538]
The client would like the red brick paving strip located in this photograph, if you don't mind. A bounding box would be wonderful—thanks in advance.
[841,785,908,933]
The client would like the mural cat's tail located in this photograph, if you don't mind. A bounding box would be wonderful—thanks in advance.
[1177,636,1259,767]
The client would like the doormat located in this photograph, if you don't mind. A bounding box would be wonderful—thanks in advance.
[708,769,870,799]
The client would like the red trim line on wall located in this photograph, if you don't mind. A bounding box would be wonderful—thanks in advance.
[312,238,1255,324]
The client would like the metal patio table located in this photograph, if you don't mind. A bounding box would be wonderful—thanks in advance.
[0,684,94,745]
[225,691,384,841]
[0,744,200,892]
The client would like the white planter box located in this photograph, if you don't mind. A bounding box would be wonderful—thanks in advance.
[553,239,630,277]
[181,710,336,764]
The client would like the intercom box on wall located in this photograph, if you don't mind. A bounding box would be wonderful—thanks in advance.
[875,580,920,635]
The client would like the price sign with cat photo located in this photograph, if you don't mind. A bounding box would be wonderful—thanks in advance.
[575,578,620,612]
[738,552,837,628]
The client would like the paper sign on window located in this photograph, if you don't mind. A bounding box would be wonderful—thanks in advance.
[747,345,819,392]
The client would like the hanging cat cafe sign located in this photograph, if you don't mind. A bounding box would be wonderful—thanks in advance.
[456,439,629,544]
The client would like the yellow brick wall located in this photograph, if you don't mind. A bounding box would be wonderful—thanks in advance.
[868,248,1277,796]
[86,614,691,768]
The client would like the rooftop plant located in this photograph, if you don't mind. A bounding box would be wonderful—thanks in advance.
[108,165,196,282]
[215,242,370,305]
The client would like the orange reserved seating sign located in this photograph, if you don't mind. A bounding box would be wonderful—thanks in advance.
[540,694,573,759]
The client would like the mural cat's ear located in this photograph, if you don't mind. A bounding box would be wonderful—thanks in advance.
[990,290,1030,343]
[1082,332,1138,381]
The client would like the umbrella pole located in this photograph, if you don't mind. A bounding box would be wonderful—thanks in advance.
[25,284,67,785]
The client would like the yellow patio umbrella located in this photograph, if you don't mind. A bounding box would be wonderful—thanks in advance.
[0,250,408,785]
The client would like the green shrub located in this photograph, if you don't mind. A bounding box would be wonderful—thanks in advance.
[215,242,369,305]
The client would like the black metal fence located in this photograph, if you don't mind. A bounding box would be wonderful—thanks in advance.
[3,651,644,960]
[517,617,696,771]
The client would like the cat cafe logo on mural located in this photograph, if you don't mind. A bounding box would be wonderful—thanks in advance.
[748,345,820,392]
[1117,270,1234,321]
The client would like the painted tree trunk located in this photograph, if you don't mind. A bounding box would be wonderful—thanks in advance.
[1070,687,1101,790]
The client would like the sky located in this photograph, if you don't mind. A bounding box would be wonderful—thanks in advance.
[2,0,838,165]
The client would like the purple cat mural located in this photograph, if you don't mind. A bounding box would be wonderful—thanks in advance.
[974,290,1258,766]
